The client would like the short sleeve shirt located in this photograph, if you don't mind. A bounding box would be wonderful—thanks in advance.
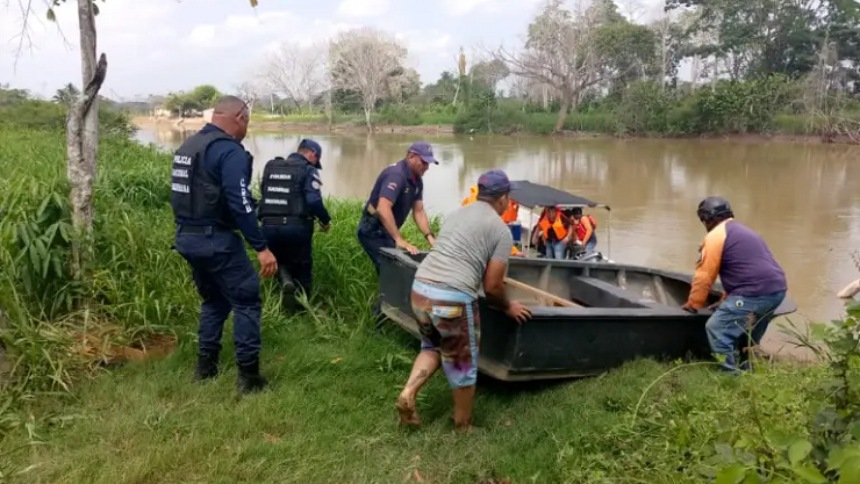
[415,201,513,299]
[364,160,423,228]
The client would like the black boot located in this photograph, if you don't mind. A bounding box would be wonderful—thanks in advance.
[237,360,268,395]
[194,351,219,381]
[278,267,298,310]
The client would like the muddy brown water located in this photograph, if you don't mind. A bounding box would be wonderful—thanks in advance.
[136,126,860,359]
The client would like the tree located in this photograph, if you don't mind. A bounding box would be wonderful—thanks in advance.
[470,59,510,92]
[494,0,656,132]
[666,0,860,81]
[387,67,421,104]
[187,85,221,110]
[13,0,260,293]
[264,41,330,113]
[53,83,80,106]
[328,27,409,131]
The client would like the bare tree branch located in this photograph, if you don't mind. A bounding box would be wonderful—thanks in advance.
[328,27,408,132]
[9,0,73,72]
[263,41,329,113]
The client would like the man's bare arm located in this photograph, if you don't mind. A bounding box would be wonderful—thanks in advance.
[412,200,435,245]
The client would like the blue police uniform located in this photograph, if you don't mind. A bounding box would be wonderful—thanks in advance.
[356,158,424,273]
[170,123,267,390]
[259,139,330,305]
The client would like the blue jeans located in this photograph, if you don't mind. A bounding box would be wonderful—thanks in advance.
[262,223,314,297]
[585,234,597,254]
[705,291,786,371]
[174,227,262,366]
[545,240,567,259]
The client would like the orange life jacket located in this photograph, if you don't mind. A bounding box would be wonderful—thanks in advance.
[463,185,519,224]
[461,185,478,206]
[539,214,568,241]
[501,201,519,223]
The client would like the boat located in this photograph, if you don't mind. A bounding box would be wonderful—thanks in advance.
[505,180,615,263]
[378,249,798,382]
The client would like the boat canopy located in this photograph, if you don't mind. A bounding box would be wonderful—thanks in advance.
[509,180,610,211]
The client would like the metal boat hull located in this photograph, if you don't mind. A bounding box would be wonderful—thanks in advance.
[377,248,797,382]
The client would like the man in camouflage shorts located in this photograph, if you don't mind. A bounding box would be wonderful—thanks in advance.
[395,169,532,431]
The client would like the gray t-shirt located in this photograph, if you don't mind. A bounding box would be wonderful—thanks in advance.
[414,201,513,299]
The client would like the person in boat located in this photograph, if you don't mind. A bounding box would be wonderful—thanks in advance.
[356,142,439,321]
[681,196,787,372]
[531,205,571,259]
[569,207,597,255]
[461,183,523,256]
[396,169,532,431]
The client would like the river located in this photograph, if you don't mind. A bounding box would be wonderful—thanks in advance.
[136,125,860,357]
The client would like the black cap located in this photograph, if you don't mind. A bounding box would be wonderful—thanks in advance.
[697,196,733,222]
[298,139,322,170]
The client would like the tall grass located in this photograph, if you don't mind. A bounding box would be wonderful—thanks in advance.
[1,126,859,482]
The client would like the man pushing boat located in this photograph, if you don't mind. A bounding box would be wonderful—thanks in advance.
[682,196,787,373]
[395,169,532,431]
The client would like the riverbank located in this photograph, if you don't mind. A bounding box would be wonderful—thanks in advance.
[2,127,858,482]
[132,114,860,144]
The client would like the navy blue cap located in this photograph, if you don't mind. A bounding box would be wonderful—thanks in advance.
[299,139,322,169]
[477,169,512,195]
[407,141,439,165]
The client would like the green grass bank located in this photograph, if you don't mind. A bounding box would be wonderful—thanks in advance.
[1,128,860,483]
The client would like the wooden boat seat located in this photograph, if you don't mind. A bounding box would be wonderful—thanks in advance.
[567,275,662,309]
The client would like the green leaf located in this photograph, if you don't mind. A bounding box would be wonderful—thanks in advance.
[792,464,827,484]
[789,440,813,465]
[840,457,860,484]
[47,8,56,22]
[716,465,748,484]
[742,470,762,484]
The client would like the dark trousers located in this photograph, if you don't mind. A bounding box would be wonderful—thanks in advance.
[174,227,262,367]
[356,217,395,316]
[356,218,395,275]
[262,223,314,297]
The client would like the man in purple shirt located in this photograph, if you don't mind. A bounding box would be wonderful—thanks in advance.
[682,196,787,372]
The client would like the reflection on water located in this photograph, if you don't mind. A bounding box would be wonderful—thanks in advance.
[136,125,860,354]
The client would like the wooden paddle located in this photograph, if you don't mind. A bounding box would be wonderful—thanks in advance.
[504,277,582,308]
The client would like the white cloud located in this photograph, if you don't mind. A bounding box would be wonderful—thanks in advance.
[441,0,497,16]
[336,0,390,18]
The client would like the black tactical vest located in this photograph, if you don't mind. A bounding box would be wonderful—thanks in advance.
[258,155,309,219]
[170,130,236,225]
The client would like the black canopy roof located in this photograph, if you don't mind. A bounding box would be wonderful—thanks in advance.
[509,180,608,210]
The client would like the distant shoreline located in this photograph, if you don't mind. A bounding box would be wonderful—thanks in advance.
[131,116,860,145]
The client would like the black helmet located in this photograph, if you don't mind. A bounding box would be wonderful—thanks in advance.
[697,196,734,222]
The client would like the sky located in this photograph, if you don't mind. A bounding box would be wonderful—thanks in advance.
[0,0,664,101]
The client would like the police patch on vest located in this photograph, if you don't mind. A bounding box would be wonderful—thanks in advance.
[172,168,189,178]
[174,155,192,166]
[270,174,293,180]
[265,199,289,205]
[267,186,291,194]
[172,183,190,193]
[312,180,321,190]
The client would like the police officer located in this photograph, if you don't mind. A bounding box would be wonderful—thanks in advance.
[171,95,277,395]
[357,141,439,320]
[258,139,331,309]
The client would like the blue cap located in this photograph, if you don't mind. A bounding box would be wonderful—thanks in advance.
[299,139,322,169]
[477,169,511,195]
[407,141,439,165]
